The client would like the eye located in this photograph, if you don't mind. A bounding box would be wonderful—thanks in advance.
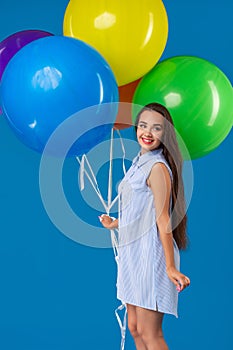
[138,123,146,128]
[152,126,162,132]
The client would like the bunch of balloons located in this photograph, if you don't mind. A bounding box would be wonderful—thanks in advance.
[0,0,232,158]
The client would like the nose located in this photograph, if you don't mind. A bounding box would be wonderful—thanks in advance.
[144,126,153,135]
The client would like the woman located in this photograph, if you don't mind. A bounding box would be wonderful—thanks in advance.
[100,103,190,350]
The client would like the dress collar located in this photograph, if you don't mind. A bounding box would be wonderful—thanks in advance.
[132,148,163,166]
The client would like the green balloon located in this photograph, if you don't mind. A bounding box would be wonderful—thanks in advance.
[133,56,233,159]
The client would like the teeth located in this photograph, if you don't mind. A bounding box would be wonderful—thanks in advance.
[142,138,153,144]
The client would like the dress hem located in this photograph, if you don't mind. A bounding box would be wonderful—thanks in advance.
[117,296,178,318]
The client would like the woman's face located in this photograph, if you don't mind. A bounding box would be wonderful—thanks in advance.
[136,110,164,154]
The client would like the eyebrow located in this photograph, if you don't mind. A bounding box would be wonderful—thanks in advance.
[138,120,163,126]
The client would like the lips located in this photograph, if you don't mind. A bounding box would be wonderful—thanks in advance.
[141,137,154,145]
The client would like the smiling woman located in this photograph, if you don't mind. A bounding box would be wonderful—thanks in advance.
[100,102,190,350]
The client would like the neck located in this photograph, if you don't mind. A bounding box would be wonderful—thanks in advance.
[140,147,160,155]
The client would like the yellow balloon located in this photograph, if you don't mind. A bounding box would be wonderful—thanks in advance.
[63,0,168,86]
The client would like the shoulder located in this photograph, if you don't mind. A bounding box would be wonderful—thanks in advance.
[147,162,171,189]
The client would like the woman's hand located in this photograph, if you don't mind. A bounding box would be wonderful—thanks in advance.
[99,214,118,229]
[166,266,190,292]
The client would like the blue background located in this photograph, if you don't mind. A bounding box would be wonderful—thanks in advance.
[0,1,232,349]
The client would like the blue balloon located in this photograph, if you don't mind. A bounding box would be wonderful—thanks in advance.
[0,35,119,155]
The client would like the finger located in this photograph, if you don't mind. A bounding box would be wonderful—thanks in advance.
[99,214,108,221]
[179,278,189,291]
[170,277,181,291]
[98,215,106,222]
[178,279,186,291]
[182,276,190,288]
[177,280,183,292]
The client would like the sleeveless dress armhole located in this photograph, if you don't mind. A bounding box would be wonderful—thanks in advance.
[142,158,173,185]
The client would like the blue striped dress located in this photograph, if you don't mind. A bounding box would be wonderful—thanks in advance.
[116,148,180,317]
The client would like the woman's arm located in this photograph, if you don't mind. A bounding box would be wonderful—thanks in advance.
[148,163,190,292]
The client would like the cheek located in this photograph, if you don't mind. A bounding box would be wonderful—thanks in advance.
[155,131,163,141]
[136,129,142,140]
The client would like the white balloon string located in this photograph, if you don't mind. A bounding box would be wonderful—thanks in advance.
[76,130,128,350]
[83,154,100,187]
[115,302,127,350]
[79,154,85,191]
[110,229,119,259]
[107,128,114,212]
[76,155,108,212]
[108,193,119,211]
[116,128,126,175]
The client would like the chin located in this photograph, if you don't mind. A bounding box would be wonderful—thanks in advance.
[140,142,160,152]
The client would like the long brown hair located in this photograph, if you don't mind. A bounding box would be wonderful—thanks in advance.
[135,102,188,250]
